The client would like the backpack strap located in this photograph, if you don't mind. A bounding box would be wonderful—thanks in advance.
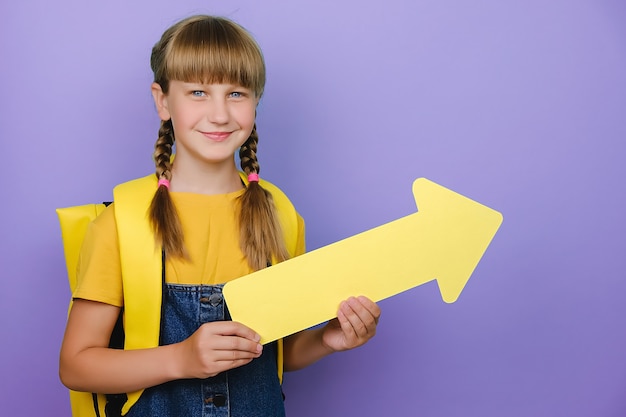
[113,175,162,352]
[111,175,161,414]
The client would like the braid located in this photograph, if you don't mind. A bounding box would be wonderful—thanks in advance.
[239,124,260,176]
[154,120,174,181]
[148,119,187,258]
[238,124,289,270]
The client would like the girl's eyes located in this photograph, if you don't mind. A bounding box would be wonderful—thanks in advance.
[189,90,247,98]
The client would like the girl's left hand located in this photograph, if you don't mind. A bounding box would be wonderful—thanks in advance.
[322,296,381,352]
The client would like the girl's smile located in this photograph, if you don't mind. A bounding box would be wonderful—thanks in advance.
[200,131,233,142]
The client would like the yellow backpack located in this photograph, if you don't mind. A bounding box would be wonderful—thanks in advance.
[57,173,299,417]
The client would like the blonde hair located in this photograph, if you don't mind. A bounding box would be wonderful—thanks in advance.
[148,15,289,270]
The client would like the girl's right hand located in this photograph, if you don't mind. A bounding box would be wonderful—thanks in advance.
[174,321,263,379]
[60,300,262,393]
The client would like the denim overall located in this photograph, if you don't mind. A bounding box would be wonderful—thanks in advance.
[125,283,286,417]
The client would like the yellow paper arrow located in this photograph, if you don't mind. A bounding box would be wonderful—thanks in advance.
[223,178,503,344]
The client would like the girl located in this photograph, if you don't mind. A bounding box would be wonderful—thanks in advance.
[59,14,380,417]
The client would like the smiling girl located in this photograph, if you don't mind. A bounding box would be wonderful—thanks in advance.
[59,15,380,417]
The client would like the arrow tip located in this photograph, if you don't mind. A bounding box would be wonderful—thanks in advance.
[412,178,503,303]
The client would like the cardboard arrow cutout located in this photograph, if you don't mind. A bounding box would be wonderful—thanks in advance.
[223,178,503,344]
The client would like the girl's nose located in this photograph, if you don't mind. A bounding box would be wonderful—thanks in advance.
[207,99,229,124]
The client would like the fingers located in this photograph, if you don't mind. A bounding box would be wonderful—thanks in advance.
[339,296,380,329]
[204,321,262,346]
[336,296,381,348]
[197,321,262,358]
[359,296,381,325]
[181,321,263,379]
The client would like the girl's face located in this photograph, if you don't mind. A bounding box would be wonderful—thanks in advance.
[152,80,258,167]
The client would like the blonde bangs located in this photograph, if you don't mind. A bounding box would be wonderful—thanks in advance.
[162,17,265,96]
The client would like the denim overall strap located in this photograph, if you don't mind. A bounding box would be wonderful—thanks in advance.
[124,283,285,417]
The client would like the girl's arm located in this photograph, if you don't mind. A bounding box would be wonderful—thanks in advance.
[59,299,263,394]
[282,296,380,372]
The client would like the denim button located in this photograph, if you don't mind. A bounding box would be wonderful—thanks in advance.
[208,293,223,306]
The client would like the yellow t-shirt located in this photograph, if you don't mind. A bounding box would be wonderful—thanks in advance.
[73,190,305,307]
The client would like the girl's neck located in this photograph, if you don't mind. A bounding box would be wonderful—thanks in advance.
[169,157,243,195]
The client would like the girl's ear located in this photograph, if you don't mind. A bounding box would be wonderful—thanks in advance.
[151,82,171,121]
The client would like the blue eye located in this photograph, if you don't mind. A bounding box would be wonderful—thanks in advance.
[229,91,242,98]
[192,90,206,97]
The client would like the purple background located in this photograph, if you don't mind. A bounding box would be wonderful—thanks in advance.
[2,0,625,416]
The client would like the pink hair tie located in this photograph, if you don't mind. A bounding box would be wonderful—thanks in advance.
[158,178,170,189]
[247,173,259,183]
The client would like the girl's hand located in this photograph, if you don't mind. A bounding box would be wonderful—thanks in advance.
[175,321,263,379]
[321,296,381,353]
